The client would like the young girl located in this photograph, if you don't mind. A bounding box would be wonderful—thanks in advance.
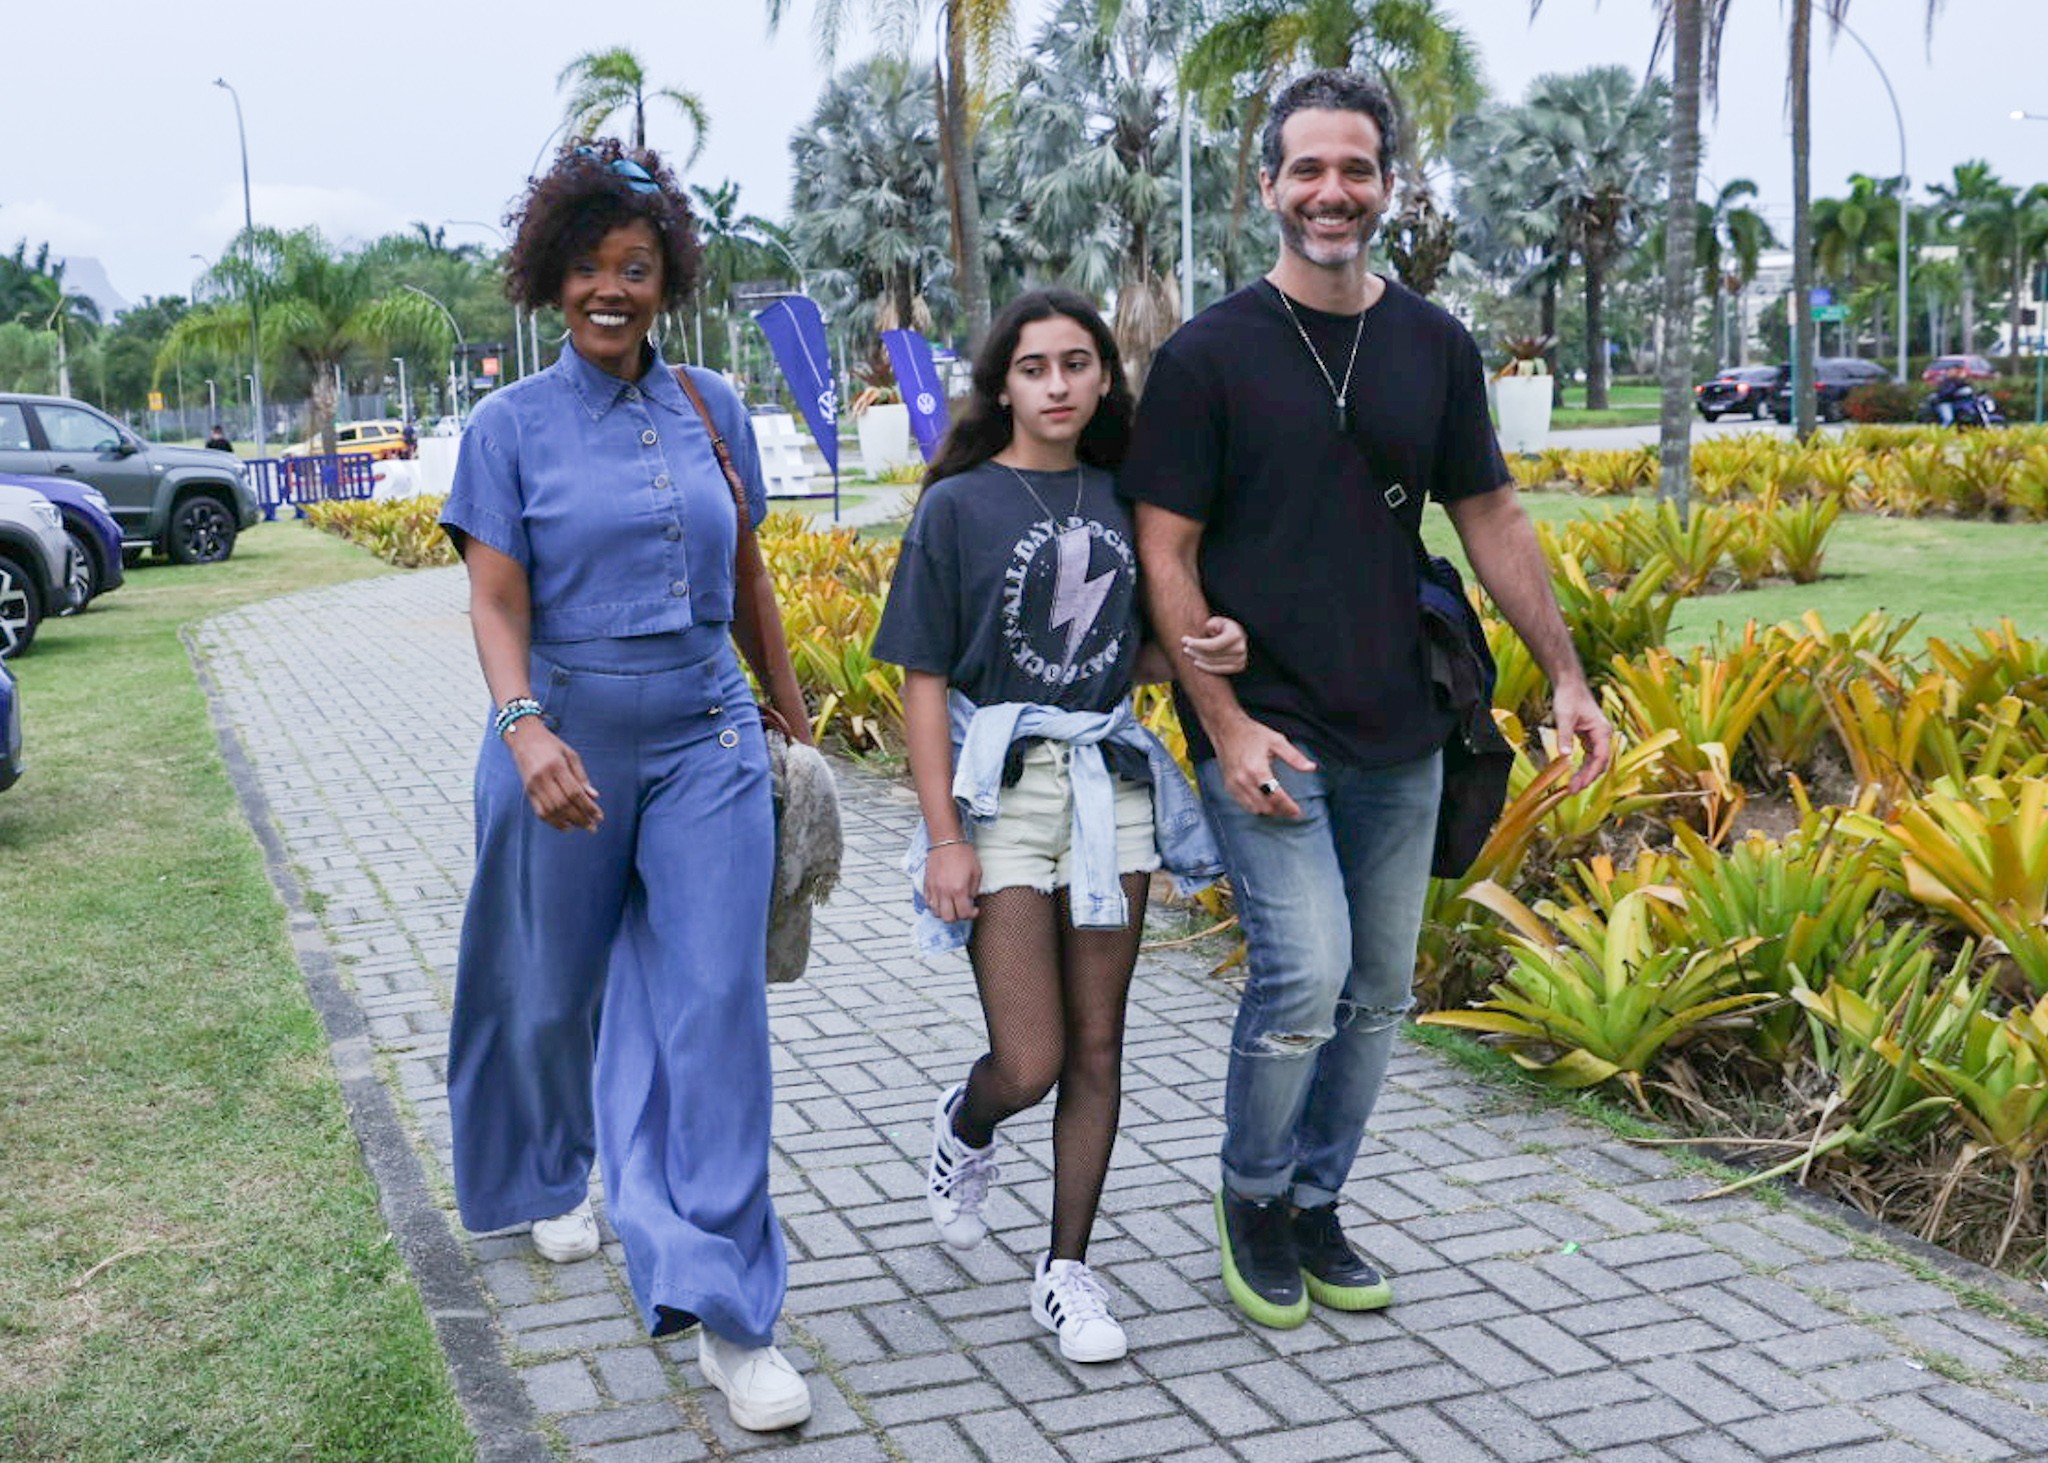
[872,289,1245,1362]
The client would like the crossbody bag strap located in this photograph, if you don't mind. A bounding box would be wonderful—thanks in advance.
[673,366,800,743]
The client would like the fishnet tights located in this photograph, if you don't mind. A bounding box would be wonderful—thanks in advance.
[952,873,1150,1261]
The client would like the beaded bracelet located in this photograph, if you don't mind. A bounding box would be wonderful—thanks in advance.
[494,697,544,739]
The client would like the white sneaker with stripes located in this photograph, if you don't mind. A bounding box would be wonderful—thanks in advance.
[1031,1253,1128,1363]
[926,1083,999,1250]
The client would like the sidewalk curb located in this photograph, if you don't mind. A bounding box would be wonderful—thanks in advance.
[184,629,552,1463]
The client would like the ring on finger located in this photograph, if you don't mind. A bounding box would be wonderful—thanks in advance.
[1257,779,1280,796]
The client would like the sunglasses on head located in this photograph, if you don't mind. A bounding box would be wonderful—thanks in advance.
[573,146,661,195]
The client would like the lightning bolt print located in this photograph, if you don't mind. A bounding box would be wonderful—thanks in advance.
[1049,525,1115,669]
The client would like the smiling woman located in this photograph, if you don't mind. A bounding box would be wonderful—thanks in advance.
[437,135,817,1436]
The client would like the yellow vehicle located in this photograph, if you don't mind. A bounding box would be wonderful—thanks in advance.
[278,419,411,460]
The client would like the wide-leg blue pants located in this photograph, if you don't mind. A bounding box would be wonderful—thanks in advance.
[448,630,786,1347]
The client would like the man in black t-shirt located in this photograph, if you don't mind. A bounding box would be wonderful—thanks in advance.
[1123,69,1612,1332]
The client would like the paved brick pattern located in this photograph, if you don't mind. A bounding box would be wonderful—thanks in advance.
[195,563,2048,1462]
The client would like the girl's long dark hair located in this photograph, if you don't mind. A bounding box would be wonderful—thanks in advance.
[922,288,1134,488]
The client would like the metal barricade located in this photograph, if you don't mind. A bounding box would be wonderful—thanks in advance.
[245,454,381,520]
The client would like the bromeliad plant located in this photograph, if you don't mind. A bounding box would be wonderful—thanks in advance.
[1421,882,1770,1109]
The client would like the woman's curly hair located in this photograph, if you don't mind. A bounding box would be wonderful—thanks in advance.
[502,137,701,310]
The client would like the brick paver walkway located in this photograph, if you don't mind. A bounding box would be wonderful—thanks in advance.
[193,561,2048,1463]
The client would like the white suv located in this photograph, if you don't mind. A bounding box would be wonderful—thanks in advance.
[0,480,77,657]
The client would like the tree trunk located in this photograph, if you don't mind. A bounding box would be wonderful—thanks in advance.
[312,365,339,457]
[2011,249,2027,371]
[1657,0,1702,516]
[1585,252,1609,412]
[942,4,991,348]
[1542,273,1562,408]
[1790,1,1818,441]
[1962,269,1977,351]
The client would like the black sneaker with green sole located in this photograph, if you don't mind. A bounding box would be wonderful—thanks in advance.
[1293,1201,1393,1310]
[1215,1190,1310,1329]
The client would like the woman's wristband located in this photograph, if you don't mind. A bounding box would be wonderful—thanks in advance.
[494,697,543,739]
[927,837,970,851]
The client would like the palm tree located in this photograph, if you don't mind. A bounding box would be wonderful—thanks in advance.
[12,255,101,400]
[1953,180,2048,368]
[767,0,1018,345]
[1000,0,1193,386]
[788,56,952,358]
[1514,67,1670,412]
[160,228,453,455]
[557,47,708,169]
[689,180,790,368]
[1702,179,1774,366]
[1183,0,1482,299]
[1928,159,2007,352]
[1448,100,1570,396]
[1812,173,1903,357]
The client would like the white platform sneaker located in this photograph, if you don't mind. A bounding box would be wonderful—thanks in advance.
[530,1198,599,1263]
[698,1330,813,1431]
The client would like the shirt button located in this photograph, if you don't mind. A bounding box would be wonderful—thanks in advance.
[664,523,681,541]
[641,428,659,446]
[670,579,688,596]
[624,386,640,400]
[655,474,670,488]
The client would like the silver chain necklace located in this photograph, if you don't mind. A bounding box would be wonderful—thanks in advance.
[997,460,1087,531]
[1270,282,1366,431]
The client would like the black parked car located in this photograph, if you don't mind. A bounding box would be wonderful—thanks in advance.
[1694,366,1779,421]
[1763,358,1895,424]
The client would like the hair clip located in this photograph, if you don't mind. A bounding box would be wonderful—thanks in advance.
[572,145,661,195]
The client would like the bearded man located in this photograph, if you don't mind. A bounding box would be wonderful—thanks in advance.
[1121,68,1611,1329]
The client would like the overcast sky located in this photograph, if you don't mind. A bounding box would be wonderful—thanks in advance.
[6,0,2043,312]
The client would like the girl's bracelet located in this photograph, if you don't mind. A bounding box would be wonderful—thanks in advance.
[927,837,970,851]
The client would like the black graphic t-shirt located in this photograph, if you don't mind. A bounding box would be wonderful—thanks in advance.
[874,461,1142,716]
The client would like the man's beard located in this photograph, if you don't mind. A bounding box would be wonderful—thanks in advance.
[1279,206,1382,268]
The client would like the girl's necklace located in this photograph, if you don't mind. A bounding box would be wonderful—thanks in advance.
[1270,281,1366,432]
[997,460,1087,531]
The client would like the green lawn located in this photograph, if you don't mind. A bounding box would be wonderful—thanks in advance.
[1421,490,2048,651]
[0,524,471,1462]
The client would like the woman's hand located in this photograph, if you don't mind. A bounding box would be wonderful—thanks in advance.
[506,723,604,832]
[1182,614,1250,675]
[923,842,980,923]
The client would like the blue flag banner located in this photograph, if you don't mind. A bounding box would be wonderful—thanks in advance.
[883,329,950,462]
[753,296,839,476]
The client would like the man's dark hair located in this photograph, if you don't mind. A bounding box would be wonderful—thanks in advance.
[502,136,701,311]
[1260,69,1402,180]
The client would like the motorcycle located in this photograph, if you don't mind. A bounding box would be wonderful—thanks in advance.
[1920,381,2007,429]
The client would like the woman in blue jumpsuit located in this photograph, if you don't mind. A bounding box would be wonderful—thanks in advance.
[440,141,814,1433]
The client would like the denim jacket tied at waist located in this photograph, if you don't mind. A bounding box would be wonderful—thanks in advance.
[903,691,1223,954]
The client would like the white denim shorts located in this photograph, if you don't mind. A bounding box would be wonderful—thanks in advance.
[975,740,1161,895]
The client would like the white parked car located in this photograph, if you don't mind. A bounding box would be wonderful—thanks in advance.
[0,480,78,657]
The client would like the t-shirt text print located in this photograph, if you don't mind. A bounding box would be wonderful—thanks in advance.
[872,461,1144,716]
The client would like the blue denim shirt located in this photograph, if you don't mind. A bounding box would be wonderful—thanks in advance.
[440,342,767,643]
[904,691,1223,953]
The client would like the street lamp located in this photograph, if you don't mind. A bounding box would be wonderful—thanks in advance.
[213,78,268,458]
[402,284,467,418]
[393,356,410,426]
[444,218,526,377]
[1819,16,1910,383]
[2012,111,2048,123]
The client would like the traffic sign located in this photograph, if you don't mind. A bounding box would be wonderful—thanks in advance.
[1811,305,1849,323]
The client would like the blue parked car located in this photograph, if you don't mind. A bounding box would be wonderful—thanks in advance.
[0,471,124,611]
[0,658,20,790]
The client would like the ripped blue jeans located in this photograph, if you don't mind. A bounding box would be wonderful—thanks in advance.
[1197,749,1442,1209]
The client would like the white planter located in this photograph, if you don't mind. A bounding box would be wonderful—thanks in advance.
[855,401,915,474]
[1494,374,1555,455]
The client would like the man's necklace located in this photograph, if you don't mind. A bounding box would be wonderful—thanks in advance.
[1270,282,1366,432]
[997,460,1087,532]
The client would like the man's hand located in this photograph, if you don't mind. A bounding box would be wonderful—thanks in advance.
[1215,718,1317,818]
[1182,615,1249,675]
[1550,680,1613,794]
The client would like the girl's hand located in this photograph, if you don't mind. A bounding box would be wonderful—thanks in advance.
[1182,615,1250,675]
[506,724,604,832]
[923,842,981,923]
